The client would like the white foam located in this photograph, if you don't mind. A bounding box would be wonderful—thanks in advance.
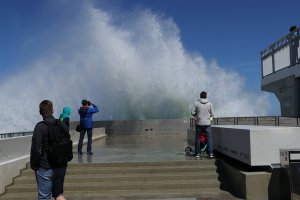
[0,1,270,133]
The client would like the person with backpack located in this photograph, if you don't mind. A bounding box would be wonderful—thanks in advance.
[191,91,215,159]
[30,100,73,200]
[59,107,71,127]
[77,99,99,156]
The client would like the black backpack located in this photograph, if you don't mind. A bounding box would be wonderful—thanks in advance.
[41,119,73,166]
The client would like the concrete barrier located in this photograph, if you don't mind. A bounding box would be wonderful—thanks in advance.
[0,156,30,196]
[0,128,106,195]
[212,125,300,166]
[91,118,190,135]
[187,125,297,199]
[0,136,32,195]
[218,159,272,200]
[69,128,106,146]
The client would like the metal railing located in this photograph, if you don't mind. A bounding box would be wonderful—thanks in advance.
[2,116,300,139]
[0,131,33,139]
[261,26,300,77]
[190,116,300,131]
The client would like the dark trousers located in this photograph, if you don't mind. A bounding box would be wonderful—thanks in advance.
[195,125,213,155]
[77,128,93,153]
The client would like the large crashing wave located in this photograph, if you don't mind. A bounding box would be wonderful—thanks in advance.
[0,1,270,133]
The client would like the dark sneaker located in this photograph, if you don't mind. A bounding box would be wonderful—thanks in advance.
[209,153,214,159]
[78,152,83,155]
[87,152,93,156]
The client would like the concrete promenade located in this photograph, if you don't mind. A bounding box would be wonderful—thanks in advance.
[2,118,300,199]
[0,130,243,200]
[67,132,242,200]
[70,132,191,164]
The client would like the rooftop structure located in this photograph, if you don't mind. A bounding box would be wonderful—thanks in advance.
[261,26,300,117]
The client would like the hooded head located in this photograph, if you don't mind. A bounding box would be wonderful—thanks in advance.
[59,107,71,121]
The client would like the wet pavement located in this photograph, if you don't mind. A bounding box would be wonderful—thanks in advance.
[70,132,201,164]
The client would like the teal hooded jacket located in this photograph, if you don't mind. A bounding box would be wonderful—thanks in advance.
[59,107,71,127]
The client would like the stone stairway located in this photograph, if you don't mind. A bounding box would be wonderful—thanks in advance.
[0,160,241,200]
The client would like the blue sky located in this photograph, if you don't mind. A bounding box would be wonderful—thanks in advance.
[0,0,299,128]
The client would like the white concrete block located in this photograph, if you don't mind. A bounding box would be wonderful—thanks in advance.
[212,125,300,166]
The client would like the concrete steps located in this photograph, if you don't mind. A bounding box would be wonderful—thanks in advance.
[0,160,240,199]
[14,171,218,184]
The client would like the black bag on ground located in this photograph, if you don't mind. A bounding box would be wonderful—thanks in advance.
[75,124,82,132]
[42,119,73,166]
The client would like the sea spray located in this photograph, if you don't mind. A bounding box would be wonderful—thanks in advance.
[0,1,270,133]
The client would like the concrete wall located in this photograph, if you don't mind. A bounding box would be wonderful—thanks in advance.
[69,128,106,145]
[218,159,272,200]
[188,125,295,200]
[88,118,190,135]
[266,76,299,117]
[0,128,106,195]
[218,159,292,200]
[212,125,300,166]
[0,136,32,195]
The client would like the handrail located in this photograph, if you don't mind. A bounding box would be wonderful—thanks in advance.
[190,116,300,130]
[2,116,300,139]
[261,27,300,58]
[0,131,33,139]
[261,26,300,77]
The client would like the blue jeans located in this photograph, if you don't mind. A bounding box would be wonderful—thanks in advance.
[35,167,66,200]
[77,128,93,153]
[195,125,213,155]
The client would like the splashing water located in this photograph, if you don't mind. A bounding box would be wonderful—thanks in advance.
[0,1,270,133]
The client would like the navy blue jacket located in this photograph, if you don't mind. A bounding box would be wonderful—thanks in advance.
[78,104,99,128]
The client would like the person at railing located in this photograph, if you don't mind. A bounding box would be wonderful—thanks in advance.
[77,99,99,156]
[191,91,214,159]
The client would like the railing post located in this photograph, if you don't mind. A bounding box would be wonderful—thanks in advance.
[275,116,279,126]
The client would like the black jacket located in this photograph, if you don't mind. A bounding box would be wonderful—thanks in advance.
[30,116,68,170]
[62,117,70,128]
